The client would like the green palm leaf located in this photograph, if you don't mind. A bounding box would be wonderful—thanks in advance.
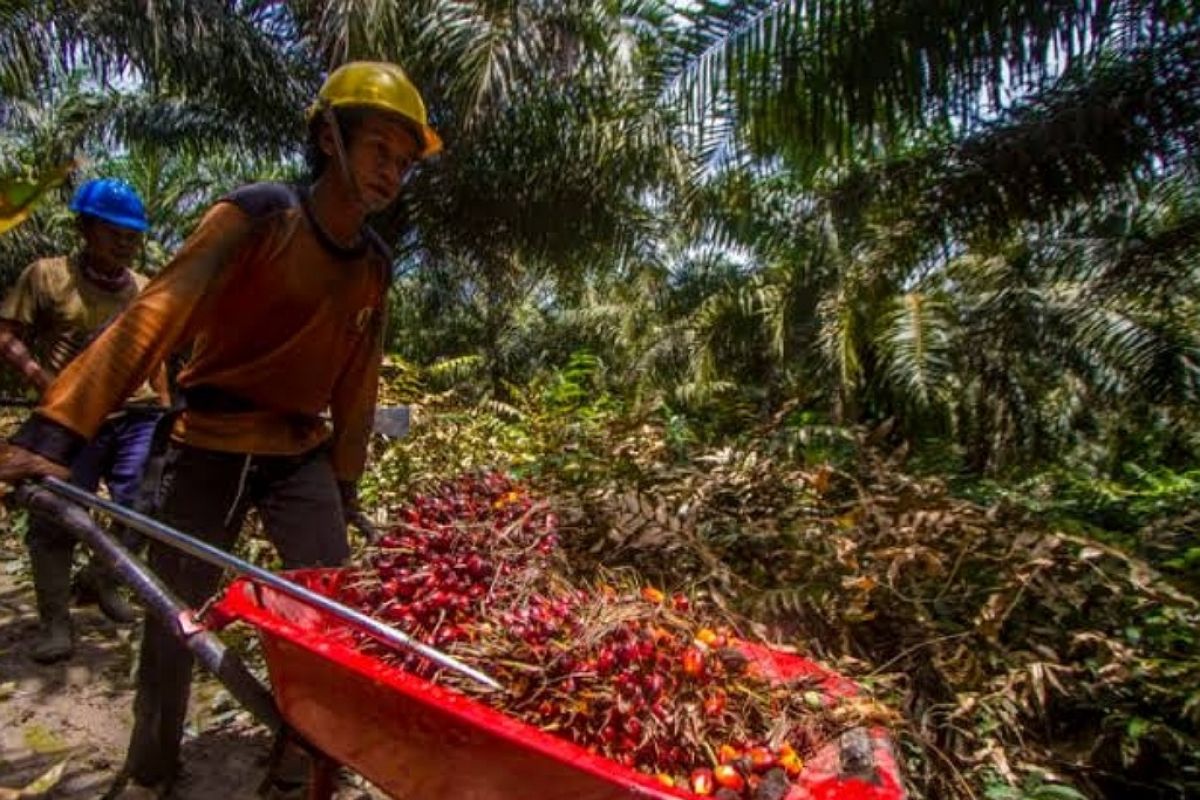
[876,291,956,408]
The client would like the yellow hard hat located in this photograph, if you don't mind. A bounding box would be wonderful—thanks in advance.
[308,62,443,158]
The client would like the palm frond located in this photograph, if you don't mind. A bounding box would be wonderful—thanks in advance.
[876,291,956,408]
[409,79,687,277]
[429,353,488,384]
[816,280,863,399]
[1,0,312,156]
[669,0,1182,168]
[0,0,56,97]
[832,25,1200,248]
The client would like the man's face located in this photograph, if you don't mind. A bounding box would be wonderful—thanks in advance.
[80,217,142,273]
[340,114,422,213]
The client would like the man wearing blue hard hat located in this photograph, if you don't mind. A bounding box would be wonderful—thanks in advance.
[0,177,168,662]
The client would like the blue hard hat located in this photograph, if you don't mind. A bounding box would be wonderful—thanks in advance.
[68,178,149,232]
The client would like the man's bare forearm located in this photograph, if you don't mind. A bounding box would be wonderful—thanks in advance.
[0,325,52,393]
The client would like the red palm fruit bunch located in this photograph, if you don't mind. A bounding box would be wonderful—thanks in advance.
[444,586,830,798]
[332,473,842,800]
[333,471,560,670]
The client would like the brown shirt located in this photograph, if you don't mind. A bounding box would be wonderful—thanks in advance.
[36,184,389,481]
[0,255,160,403]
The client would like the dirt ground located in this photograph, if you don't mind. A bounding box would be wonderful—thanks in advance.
[0,517,383,799]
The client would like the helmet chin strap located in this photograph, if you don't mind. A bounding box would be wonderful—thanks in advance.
[322,104,366,212]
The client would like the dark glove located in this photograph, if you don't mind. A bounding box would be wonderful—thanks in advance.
[339,480,380,543]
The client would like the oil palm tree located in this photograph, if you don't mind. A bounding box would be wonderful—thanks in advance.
[1,0,313,154]
[290,0,694,389]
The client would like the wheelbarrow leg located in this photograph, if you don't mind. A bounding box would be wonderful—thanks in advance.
[260,730,338,800]
[307,754,338,800]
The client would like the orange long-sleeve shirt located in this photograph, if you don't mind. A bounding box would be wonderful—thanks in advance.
[29,183,389,481]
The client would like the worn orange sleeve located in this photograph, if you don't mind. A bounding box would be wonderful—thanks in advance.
[37,203,254,438]
[328,303,386,481]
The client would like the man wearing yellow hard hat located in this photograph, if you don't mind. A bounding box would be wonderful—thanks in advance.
[0,61,440,798]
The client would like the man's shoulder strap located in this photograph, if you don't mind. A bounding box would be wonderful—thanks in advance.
[221,182,300,220]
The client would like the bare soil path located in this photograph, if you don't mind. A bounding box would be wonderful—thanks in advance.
[0,519,382,799]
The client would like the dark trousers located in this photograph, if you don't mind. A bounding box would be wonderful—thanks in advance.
[27,410,160,557]
[124,442,349,786]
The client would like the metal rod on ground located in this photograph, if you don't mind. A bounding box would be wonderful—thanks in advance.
[14,482,283,731]
[40,476,505,693]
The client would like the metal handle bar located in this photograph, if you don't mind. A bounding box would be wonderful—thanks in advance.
[41,476,504,693]
[15,480,282,731]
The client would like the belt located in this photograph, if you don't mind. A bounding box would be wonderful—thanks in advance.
[181,385,258,414]
[180,385,324,433]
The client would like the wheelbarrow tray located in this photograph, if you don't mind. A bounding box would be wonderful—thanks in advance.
[213,569,905,800]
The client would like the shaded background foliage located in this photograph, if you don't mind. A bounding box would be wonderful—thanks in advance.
[3,1,1200,798]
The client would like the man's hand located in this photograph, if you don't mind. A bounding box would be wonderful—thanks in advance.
[0,442,69,485]
[338,480,380,543]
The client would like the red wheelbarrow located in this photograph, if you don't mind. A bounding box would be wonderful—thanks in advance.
[16,478,906,800]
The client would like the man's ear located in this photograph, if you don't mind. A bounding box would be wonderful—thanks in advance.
[317,120,338,157]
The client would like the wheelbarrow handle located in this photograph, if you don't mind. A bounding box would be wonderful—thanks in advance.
[13,480,282,731]
[39,476,504,693]
[0,397,170,412]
